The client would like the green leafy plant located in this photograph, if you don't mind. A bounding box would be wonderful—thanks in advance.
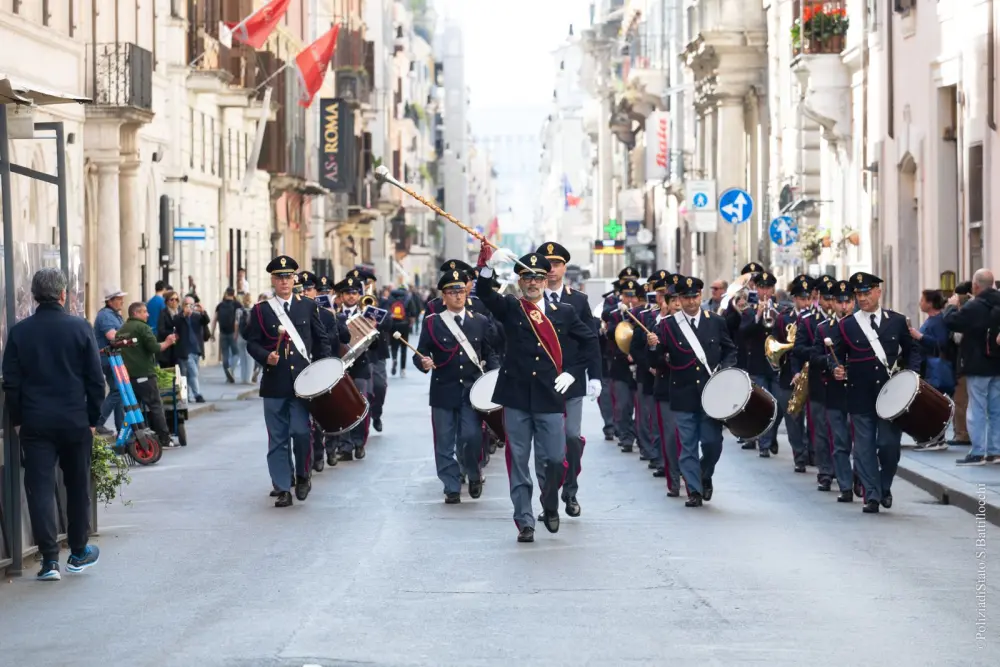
[154,366,175,391]
[797,223,827,263]
[91,436,131,507]
[791,4,850,52]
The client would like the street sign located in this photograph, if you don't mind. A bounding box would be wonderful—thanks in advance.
[174,227,206,241]
[687,180,716,211]
[769,216,798,246]
[718,188,753,224]
[604,218,622,238]
[772,245,798,266]
[593,239,625,255]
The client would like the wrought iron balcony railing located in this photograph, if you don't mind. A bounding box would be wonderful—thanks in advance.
[88,43,154,111]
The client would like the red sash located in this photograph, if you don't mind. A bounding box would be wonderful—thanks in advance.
[519,298,563,374]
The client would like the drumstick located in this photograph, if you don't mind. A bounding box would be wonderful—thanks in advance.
[823,337,846,378]
[393,331,436,369]
[617,302,653,334]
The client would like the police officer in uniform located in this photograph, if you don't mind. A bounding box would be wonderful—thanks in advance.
[477,249,601,542]
[647,275,737,507]
[794,276,834,489]
[828,272,918,513]
[415,269,498,503]
[647,274,683,493]
[603,279,642,453]
[597,278,621,440]
[333,274,373,461]
[774,276,815,472]
[244,256,332,507]
[737,269,783,456]
[812,279,857,500]
[348,268,391,433]
[630,274,666,468]
[300,272,351,472]
[537,241,598,517]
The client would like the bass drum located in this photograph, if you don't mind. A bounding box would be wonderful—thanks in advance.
[293,357,369,435]
[876,369,954,445]
[701,368,778,440]
[469,369,505,442]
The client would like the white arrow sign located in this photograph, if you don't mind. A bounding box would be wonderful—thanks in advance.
[721,192,748,222]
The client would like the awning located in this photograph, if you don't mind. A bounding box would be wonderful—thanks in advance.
[0,74,90,106]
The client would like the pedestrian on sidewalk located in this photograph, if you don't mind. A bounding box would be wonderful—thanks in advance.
[93,288,127,436]
[146,280,169,333]
[117,302,179,447]
[1,268,104,581]
[157,293,208,403]
[909,289,954,451]
[949,281,974,446]
[236,292,254,384]
[212,287,241,383]
[943,269,1000,466]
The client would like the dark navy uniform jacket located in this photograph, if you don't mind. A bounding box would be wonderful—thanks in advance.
[827,309,920,415]
[649,310,737,413]
[603,309,638,387]
[549,285,598,400]
[723,301,745,369]
[425,294,502,356]
[628,308,658,396]
[771,307,806,390]
[644,311,674,402]
[2,302,105,430]
[477,275,601,414]
[791,310,828,400]
[244,295,332,399]
[811,316,848,412]
[738,308,778,379]
[414,310,498,409]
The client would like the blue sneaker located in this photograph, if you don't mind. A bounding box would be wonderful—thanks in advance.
[37,561,61,581]
[66,545,100,573]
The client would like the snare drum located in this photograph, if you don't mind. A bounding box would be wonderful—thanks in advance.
[469,369,505,442]
[293,357,369,435]
[876,369,954,444]
[701,368,778,440]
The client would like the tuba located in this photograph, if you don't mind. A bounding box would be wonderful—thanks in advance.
[764,321,797,372]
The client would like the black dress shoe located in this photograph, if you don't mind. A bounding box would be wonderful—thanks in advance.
[372,418,383,432]
[312,456,325,473]
[460,473,467,485]
[647,461,658,469]
[667,489,680,498]
[295,476,312,501]
[702,478,714,501]
[327,452,338,467]
[759,450,770,458]
[603,432,615,442]
[353,446,366,460]
[564,497,581,517]
[620,444,633,453]
[488,439,498,454]
[269,486,280,498]
[444,492,461,504]
[741,442,756,450]
[652,467,666,477]
[539,511,560,533]
[769,442,779,455]
[794,465,807,473]
[862,500,880,513]
[338,450,353,462]
[685,493,703,508]
[469,480,483,499]
[517,526,535,543]
[836,490,853,502]
[639,454,650,461]
[817,479,832,492]
[274,491,293,507]
[880,492,893,509]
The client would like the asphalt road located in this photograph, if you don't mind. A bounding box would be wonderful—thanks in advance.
[1,370,997,667]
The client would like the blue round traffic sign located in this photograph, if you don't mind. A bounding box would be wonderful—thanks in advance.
[718,188,753,224]
[692,192,709,208]
[769,216,798,246]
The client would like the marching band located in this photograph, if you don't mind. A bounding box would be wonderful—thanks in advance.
[246,231,953,533]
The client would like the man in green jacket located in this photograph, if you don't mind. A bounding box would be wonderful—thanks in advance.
[118,302,178,447]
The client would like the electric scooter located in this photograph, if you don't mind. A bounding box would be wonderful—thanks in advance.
[101,338,163,466]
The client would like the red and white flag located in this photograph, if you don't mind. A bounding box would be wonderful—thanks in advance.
[220,0,292,49]
[295,24,340,108]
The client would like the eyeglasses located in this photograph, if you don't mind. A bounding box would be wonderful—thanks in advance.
[521,275,546,283]
[167,298,179,302]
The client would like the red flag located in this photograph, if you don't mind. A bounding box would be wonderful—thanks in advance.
[222,0,291,49]
[295,24,340,108]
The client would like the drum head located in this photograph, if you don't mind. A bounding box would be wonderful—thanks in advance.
[470,369,501,411]
[876,369,919,420]
[701,368,752,421]
[293,357,346,398]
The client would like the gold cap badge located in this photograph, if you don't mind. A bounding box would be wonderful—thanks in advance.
[547,243,554,254]
[453,271,459,280]
[530,255,537,266]
[686,278,693,287]
[840,282,846,290]
[348,278,353,286]
[449,261,456,269]
[280,257,287,267]
[856,274,863,283]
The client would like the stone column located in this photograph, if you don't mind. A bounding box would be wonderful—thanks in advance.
[712,97,748,280]
[96,161,123,298]
[119,158,141,301]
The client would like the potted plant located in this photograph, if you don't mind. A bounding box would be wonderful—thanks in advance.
[791,3,850,55]
[797,223,826,263]
[91,435,131,506]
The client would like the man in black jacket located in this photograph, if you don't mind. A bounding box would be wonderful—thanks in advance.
[243,256,332,507]
[2,268,105,580]
[943,268,1000,465]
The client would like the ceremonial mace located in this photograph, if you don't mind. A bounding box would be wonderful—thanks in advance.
[374,166,534,274]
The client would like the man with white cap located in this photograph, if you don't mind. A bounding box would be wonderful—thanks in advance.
[93,288,127,436]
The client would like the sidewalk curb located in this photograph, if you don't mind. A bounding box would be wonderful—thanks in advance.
[896,460,1000,526]
[185,388,259,420]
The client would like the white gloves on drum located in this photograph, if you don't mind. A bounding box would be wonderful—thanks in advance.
[554,372,576,394]
[587,379,602,401]
[487,247,519,270]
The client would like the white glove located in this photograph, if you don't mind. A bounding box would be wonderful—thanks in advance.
[487,247,518,270]
[587,379,602,401]
[553,372,576,394]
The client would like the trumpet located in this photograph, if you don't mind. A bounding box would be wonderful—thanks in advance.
[761,298,779,328]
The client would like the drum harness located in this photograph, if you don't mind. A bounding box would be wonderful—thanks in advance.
[268,297,311,362]
[440,312,484,373]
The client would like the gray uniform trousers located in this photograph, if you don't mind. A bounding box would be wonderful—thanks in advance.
[851,413,902,504]
[371,359,388,421]
[598,377,615,433]
[612,380,637,446]
[337,377,372,452]
[263,397,311,491]
[655,400,680,493]
[636,392,659,461]
[828,408,854,492]
[673,409,723,497]
[432,401,483,494]
[808,400,834,481]
[777,387,809,466]
[562,397,585,501]
[503,406,566,530]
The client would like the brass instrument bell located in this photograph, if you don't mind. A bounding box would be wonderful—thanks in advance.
[764,322,797,371]
[614,320,635,355]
